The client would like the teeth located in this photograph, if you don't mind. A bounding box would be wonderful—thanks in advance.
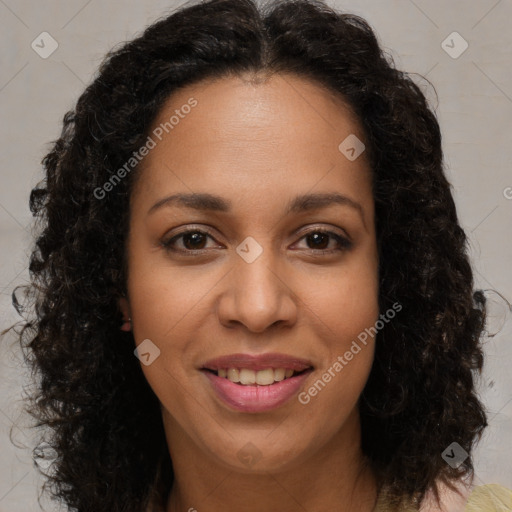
[239,369,256,385]
[256,368,274,385]
[227,368,240,383]
[274,368,285,381]
[217,367,299,385]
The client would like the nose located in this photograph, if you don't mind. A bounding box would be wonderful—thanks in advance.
[216,247,298,333]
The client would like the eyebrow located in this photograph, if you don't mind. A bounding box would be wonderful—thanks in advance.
[147,191,365,224]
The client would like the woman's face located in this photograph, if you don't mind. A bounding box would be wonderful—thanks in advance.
[121,73,379,473]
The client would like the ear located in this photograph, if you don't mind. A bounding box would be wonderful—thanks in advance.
[119,297,131,319]
[118,297,132,332]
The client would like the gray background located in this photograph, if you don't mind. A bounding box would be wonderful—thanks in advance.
[1,0,511,510]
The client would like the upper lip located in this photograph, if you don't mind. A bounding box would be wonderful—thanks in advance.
[200,353,314,372]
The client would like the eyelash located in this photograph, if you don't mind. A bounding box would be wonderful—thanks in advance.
[161,227,352,256]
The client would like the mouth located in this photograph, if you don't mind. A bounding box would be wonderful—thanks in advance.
[201,367,311,386]
[199,353,314,413]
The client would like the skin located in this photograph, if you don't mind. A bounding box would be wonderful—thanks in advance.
[119,72,380,512]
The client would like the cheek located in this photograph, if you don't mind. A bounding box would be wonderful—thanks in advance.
[339,267,379,338]
[297,255,379,407]
[307,279,377,373]
[301,250,379,342]
[127,255,214,339]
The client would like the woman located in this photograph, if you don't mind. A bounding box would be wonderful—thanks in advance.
[8,0,511,510]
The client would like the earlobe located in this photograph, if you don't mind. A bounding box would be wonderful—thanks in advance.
[118,297,132,332]
[120,318,132,332]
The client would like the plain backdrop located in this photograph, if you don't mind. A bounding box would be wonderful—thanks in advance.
[0,0,511,510]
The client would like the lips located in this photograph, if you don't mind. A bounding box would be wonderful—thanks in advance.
[200,353,314,413]
[200,352,313,372]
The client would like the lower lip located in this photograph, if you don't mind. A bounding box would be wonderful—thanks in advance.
[202,370,312,413]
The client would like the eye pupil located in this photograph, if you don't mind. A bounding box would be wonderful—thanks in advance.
[183,232,206,250]
[307,232,329,250]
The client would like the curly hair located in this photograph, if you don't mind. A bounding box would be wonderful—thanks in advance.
[5,0,488,510]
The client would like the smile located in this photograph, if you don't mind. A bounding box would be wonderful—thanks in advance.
[207,367,303,385]
[200,353,314,413]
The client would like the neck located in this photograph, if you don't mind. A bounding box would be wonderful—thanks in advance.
[163,409,378,512]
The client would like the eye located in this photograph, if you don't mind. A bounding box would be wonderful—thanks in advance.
[293,228,352,254]
[161,227,352,256]
[161,228,221,254]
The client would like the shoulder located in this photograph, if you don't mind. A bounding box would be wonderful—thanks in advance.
[376,480,512,512]
[419,482,512,512]
[465,484,512,511]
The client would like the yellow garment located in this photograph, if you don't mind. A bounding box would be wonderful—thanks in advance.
[374,484,512,511]
[465,484,512,512]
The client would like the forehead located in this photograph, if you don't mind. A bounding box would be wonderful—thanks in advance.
[148,72,365,150]
[132,72,372,214]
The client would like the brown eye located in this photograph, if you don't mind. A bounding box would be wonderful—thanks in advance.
[162,229,217,253]
[295,229,352,254]
[181,231,208,250]
[306,232,330,250]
